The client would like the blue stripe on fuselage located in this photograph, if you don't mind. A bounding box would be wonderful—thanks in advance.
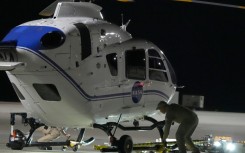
[3,25,169,101]
[3,26,64,51]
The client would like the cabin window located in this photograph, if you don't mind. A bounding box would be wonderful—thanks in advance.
[74,23,92,60]
[126,49,146,80]
[106,53,118,76]
[33,84,61,101]
[148,49,168,82]
[12,83,25,100]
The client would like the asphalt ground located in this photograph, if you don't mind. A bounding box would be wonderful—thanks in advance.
[1,102,245,153]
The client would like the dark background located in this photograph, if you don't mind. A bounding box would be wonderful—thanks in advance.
[0,0,244,112]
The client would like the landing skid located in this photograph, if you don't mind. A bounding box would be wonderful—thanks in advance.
[6,112,94,152]
[7,113,167,153]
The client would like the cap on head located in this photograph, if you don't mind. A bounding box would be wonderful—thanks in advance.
[156,101,168,110]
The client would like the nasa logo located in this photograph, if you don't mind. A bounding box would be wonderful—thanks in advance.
[131,81,144,103]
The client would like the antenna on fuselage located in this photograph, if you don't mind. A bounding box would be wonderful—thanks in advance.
[121,14,124,27]
[120,13,131,31]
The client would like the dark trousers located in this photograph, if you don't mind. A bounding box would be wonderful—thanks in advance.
[176,116,200,153]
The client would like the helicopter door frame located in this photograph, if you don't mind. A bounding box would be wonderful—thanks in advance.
[74,23,92,61]
[121,48,146,108]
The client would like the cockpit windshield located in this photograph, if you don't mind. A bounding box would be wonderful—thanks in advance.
[160,50,177,85]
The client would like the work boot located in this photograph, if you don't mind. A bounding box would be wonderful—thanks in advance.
[62,146,68,151]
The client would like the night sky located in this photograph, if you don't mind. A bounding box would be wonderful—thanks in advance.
[0,0,244,112]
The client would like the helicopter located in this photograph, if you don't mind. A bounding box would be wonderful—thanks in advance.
[1,0,177,151]
[0,0,244,152]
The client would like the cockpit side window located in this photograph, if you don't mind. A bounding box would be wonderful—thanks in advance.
[106,53,118,76]
[126,49,146,80]
[74,23,92,60]
[149,58,166,70]
[148,49,161,58]
[148,49,168,82]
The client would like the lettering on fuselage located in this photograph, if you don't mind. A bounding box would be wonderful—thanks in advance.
[131,81,144,103]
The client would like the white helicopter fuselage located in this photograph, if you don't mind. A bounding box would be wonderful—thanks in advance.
[0,2,176,128]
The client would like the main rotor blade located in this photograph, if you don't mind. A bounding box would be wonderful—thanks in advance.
[174,0,245,9]
[117,0,134,2]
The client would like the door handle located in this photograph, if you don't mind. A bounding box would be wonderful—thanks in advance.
[120,79,129,84]
[144,80,151,85]
[118,79,129,87]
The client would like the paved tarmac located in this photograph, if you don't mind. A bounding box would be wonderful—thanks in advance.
[1,102,245,153]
